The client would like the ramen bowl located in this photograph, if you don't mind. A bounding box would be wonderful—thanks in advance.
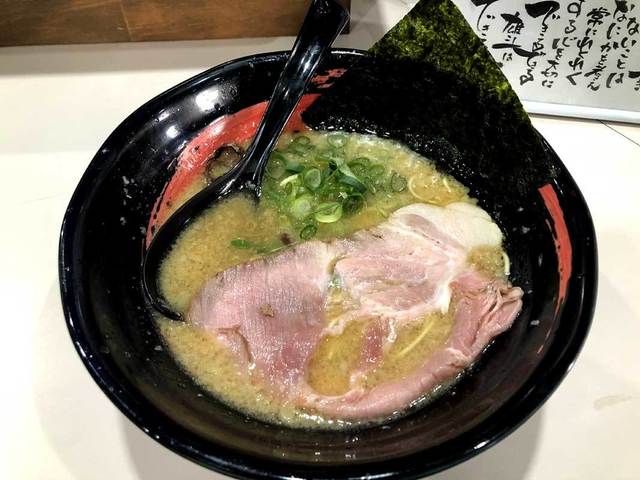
[59,50,596,479]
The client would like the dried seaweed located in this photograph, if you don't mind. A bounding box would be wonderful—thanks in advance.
[303,0,556,205]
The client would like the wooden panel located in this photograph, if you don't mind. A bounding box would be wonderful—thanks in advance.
[0,0,350,47]
[0,0,130,47]
[123,0,308,42]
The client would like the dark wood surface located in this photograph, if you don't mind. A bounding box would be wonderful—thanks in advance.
[0,0,350,47]
[0,0,130,46]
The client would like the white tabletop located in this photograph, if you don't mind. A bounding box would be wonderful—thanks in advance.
[1,1,639,479]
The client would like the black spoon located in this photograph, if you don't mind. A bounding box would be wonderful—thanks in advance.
[142,0,349,321]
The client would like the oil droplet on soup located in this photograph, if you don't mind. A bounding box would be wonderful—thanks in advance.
[155,131,506,429]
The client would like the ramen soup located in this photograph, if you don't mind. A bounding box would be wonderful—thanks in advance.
[155,131,523,429]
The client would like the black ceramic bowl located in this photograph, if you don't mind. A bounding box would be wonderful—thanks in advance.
[59,50,597,479]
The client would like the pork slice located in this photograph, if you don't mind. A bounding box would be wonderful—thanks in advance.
[326,202,503,332]
[299,269,523,419]
[188,241,339,394]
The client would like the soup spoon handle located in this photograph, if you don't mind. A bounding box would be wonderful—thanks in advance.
[241,0,349,193]
[142,0,349,321]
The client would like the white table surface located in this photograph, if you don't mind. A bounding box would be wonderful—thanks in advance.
[1,1,639,479]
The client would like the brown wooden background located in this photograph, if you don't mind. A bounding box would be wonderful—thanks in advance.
[0,0,350,47]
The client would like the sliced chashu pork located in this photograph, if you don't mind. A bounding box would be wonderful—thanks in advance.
[188,202,523,419]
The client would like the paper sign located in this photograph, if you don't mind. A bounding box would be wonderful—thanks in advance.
[452,0,640,122]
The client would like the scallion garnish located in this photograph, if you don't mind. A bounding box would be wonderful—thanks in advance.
[290,195,313,219]
[327,133,348,148]
[348,161,368,177]
[314,202,343,223]
[390,172,408,192]
[300,224,317,240]
[283,182,295,196]
[339,174,367,192]
[293,135,311,145]
[230,239,252,249]
[288,136,314,155]
[303,168,322,190]
[283,157,304,173]
[343,194,365,215]
[266,157,285,179]
[279,173,299,187]
[261,132,414,235]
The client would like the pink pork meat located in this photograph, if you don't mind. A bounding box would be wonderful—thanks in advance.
[188,202,524,420]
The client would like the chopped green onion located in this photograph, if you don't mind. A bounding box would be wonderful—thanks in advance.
[293,135,311,145]
[327,133,348,148]
[317,149,340,164]
[337,161,355,177]
[376,206,389,218]
[366,182,376,194]
[279,173,299,187]
[315,202,343,223]
[317,167,338,190]
[284,157,304,173]
[270,151,286,162]
[390,172,408,192]
[348,161,368,177]
[261,134,419,230]
[336,161,368,191]
[303,168,322,190]
[300,224,317,240]
[287,135,312,156]
[266,157,285,179]
[343,194,365,215]
[327,153,346,170]
[230,239,252,249]
[290,196,313,219]
[339,174,367,192]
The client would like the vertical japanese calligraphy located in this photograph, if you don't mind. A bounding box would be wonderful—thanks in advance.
[459,0,639,101]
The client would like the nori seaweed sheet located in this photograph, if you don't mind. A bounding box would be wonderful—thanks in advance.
[303,0,556,207]
[370,0,523,113]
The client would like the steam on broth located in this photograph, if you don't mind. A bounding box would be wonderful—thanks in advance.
[155,131,511,429]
